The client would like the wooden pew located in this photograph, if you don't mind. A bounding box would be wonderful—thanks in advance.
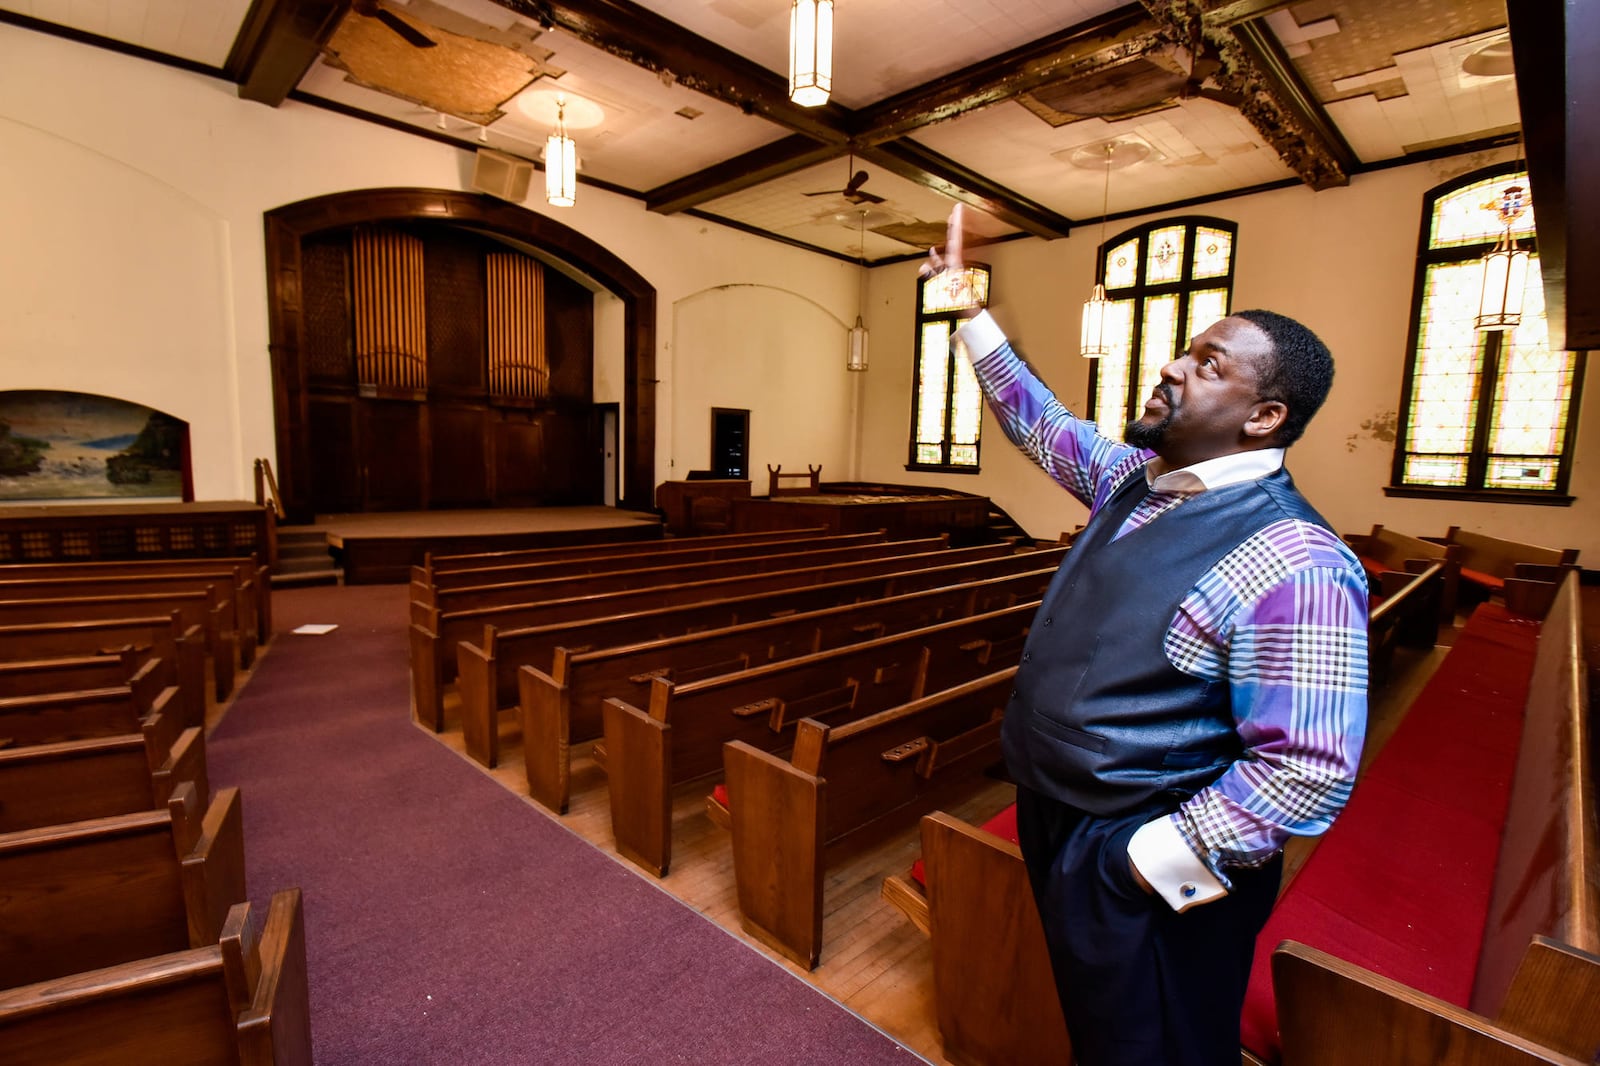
[880,573,1596,1065]
[458,547,1067,775]
[1346,524,1460,620]
[601,600,1037,876]
[716,669,1015,968]
[411,540,1016,731]
[417,529,875,593]
[413,534,949,616]
[1441,525,1579,605]
[0,614,206,729]
[0,701,207,833]
[1366,562,1443,687]
[423,525,817,573]
[0,588,234,702]
[517,563,1058,809]
[0,570,256,669]
[1272,568,1599,1065]
[0,648,144,697]
[0,554,269,646]
[0,665,174,747]
[0,887,312,1066]
[0,782,245,989]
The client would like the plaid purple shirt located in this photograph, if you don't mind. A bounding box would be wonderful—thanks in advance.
[972,339,1368,880]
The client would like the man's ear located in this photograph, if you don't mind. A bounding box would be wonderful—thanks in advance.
[1243,400,1288,440]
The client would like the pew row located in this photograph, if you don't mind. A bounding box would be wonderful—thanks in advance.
[516,561,1057,809]
[416,529,884,594]
[0,782,245,989]
[458,547,1064,771]
[0,668,175,747]
[1440,525,1580,605]
[878,574,1595,1065]
[1345,523,1460,620]
[411,540,1016,731]
[0,887,312,1066]
[413,534,951,616]
[714,669,1016,969]
[1366,562,1443,686]
[422,525,819,573]
[0,588,235,702]
[0,569,258,669]
[599,600,1036,876]
[0,553,270,645]
[0,648,146,697]
[0,702,207,833]
[0,614,206,729]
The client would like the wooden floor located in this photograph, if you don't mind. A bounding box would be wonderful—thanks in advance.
[415,635,1451,1064]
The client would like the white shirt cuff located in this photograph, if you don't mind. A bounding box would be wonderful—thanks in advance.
[952,310,1005,362]
[1127,816,1228,912]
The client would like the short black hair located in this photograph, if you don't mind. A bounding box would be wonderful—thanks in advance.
[1232,309,1334,446]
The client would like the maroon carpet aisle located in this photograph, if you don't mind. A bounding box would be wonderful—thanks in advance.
[206,584,921,1065]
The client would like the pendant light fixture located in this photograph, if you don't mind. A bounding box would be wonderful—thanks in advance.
[847,209,869,371]
[1079,142,1116,358]
[544,94,577,208]
[1474,178,1530,332]
[789,0,833,108]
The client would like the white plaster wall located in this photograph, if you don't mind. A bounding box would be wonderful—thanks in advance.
[857,155,1598,559]
[0,24,861,503]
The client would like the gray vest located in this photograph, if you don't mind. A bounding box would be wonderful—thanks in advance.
[1001,464,1330,815]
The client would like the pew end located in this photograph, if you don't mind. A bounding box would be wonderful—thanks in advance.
[1271,939,1593,1065]
[520,662,573,813]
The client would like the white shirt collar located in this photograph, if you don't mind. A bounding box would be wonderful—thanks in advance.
[1145,448,1285,493]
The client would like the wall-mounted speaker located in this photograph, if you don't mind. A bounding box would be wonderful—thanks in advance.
[471,149,534,202]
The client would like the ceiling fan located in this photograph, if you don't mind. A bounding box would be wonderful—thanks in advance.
[805,156,886,205]
[352,0,438,49]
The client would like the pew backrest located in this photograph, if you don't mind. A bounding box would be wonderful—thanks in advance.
[0,783,245,988]
[0,888,312,1066]
[1444,526,1579,582]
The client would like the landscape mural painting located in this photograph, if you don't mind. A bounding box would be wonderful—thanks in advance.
[0,391,189,501]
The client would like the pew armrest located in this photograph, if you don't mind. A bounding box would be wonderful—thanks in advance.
[236,888,314,1066]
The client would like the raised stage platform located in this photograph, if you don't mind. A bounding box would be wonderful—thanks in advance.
[296,507,663,584]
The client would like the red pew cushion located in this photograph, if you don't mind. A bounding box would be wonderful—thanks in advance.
[910,802,1020,888]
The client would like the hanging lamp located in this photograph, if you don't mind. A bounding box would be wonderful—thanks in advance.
[1474,180,1530,332]
[1079,143,1116,358]
[789,0,833,107]
[544,95,577,208]
[847,209,869,371]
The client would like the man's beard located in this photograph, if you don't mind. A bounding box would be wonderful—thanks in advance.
[1124,383,1174,449]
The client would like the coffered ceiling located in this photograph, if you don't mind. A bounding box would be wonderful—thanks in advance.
[1,0,1522,263]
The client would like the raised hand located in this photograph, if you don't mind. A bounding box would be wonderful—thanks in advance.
[920,203,966,279]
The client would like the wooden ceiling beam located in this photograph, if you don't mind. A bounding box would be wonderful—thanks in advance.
[1508,0,1596,351]
[850,5,1157,146]
[1193,0,1304,29]
[227,0,348,106]
[860,141,1074,240]
[645,135,842,215]
[492,0,849,145]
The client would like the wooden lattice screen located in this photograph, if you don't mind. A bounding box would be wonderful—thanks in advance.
[351,227,427,389]
[486,251,548,401]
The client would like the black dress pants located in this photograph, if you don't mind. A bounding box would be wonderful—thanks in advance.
[1015,786,1281,1066]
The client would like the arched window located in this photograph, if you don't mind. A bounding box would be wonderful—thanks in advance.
[908,264,991,471]
[1086,218,1237,439]
[1390,163,1583,502]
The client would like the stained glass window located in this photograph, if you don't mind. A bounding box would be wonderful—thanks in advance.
[1392,165,1582,500]
[910,264,991,470]
[1087,218,1236,439]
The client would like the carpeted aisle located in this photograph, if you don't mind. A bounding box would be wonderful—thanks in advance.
[207,584,922,1065]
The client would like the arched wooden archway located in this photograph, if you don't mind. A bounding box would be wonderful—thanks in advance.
[263,188,655,520]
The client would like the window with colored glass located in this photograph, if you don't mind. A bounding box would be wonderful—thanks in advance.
[1390,164,1583,502]
[909,264,990,471]
[1087,218,1236,439]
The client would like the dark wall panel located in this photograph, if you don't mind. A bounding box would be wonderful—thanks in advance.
[538,410,600,504]
[430,404,491,508]
[545,268,595,402]
[494,417,544,505]
[361,401,424,511]
[302,236,352,384]
[307,396,359,514]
